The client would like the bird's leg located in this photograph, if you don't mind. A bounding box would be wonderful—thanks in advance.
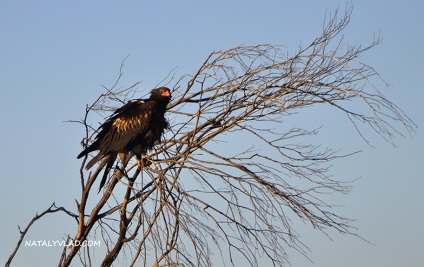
[118,152,131,166]
[113,152,132,178]
[136,153,152,169]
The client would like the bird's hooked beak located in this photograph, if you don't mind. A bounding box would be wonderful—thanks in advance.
[162,89,171,98]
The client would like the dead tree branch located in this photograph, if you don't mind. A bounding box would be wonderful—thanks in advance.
[6,7,415,267]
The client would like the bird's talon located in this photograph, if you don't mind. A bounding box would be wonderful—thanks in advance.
[137,157,152,169]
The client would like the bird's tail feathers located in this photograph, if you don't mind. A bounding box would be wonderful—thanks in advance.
[85,153,103,170]
[98,153,117,192]
[77,142,98,159]
[77,150,86,159]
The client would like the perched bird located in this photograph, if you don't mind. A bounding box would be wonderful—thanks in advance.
[77,87,172,191]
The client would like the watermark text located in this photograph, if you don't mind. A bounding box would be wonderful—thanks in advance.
[25,240,101,247]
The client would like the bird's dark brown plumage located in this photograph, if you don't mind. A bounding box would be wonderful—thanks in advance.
[77,87,171,191]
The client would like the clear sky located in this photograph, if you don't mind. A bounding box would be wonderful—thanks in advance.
[1,1,423,266]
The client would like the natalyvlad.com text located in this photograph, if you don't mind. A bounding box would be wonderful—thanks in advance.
[25,240,101,247]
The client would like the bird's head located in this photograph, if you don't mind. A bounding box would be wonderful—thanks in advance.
[158,87,171,98]
[150,87,172,104]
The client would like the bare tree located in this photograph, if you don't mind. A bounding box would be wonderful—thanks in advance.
[6,7,415,267]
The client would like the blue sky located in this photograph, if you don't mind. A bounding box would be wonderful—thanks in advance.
[1,1,423,266]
